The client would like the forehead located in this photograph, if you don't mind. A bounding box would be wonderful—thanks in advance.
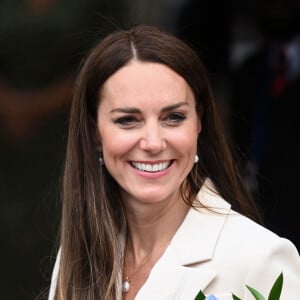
[99,60,195,109]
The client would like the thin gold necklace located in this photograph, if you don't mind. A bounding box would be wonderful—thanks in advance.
[122,252,153,293]
[122,239,172,293]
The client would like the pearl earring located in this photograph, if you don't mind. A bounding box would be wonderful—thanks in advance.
[194,154,199,163]
[99,156,104,166]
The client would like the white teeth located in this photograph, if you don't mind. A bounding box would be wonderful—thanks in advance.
[131,161,171,172]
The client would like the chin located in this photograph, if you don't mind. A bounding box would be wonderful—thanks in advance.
[137,189,179,205]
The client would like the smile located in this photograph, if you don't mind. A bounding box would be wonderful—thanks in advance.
[131,161,172,173]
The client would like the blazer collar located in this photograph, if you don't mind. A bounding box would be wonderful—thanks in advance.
[136,179,232,299]
[136,249,216,299]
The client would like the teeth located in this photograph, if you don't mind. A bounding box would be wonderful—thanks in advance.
[131,161,171,172]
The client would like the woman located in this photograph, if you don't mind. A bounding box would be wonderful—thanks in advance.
[48,24,300,299]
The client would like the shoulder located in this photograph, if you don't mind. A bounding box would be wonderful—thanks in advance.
[198,180,300,261]
[223,211,286,247]
[193,180,298,272]
[196,183,300,297]
[202,212,300,297]
[221,213,300,297]
[197,179,298,256]
[219,210,299,263]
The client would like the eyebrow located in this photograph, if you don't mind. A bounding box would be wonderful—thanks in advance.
[110,107,141,114]
[161,101,189,112]
[110,101,189,114]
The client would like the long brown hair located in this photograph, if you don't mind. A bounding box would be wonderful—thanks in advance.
[55,24,260,300]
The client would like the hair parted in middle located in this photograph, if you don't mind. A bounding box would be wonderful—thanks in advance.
[56,24,259,300]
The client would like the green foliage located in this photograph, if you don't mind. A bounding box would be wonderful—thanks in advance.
[194,289,206,300]
[268,272,283,300]
[245,272,283,300]
[195,272,283,300]
[232,294,242,300]
[246,286,265,300]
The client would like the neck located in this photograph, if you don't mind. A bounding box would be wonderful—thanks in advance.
[121,194,190,297]
[124,194,190,260]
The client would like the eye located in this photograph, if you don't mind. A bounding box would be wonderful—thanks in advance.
[165,112,186,124]
[114,116,139,128]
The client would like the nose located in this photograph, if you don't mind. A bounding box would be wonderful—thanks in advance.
[139,121,166,154]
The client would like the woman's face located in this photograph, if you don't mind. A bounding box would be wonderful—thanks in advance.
[97,61,201,206]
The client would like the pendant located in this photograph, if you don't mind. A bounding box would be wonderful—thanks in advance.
[122,279,130,292]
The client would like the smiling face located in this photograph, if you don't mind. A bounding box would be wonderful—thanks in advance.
[97,61,201,207]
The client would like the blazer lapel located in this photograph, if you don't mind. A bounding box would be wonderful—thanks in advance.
[136,179,231,300]
[135,243,216,300]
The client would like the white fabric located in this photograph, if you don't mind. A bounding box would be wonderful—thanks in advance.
[48,179,300,299]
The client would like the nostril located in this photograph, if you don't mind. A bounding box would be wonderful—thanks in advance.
[139,136,166,153]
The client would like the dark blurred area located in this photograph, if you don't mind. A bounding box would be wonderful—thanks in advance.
[229,0,300,252]
[0,1,125,299]
[1,0,299,299]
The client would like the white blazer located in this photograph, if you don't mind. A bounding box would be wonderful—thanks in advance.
[48,180,300,299]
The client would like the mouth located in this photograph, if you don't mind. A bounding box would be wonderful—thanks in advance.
[130,160,173,173]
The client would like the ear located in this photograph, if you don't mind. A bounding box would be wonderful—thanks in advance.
[197,117,202,135]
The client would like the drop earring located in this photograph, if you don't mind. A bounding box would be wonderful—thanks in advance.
[99,156,104,166]
[194,154,199,163]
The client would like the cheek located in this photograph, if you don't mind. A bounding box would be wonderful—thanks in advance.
[170,127,199,154]
[100,129,138,158]
[169,138,198,163]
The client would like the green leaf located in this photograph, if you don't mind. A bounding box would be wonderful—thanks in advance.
[246,285,266,300]
[232,293,243,300]
[268,272,283,300]
[194,289,206,300]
